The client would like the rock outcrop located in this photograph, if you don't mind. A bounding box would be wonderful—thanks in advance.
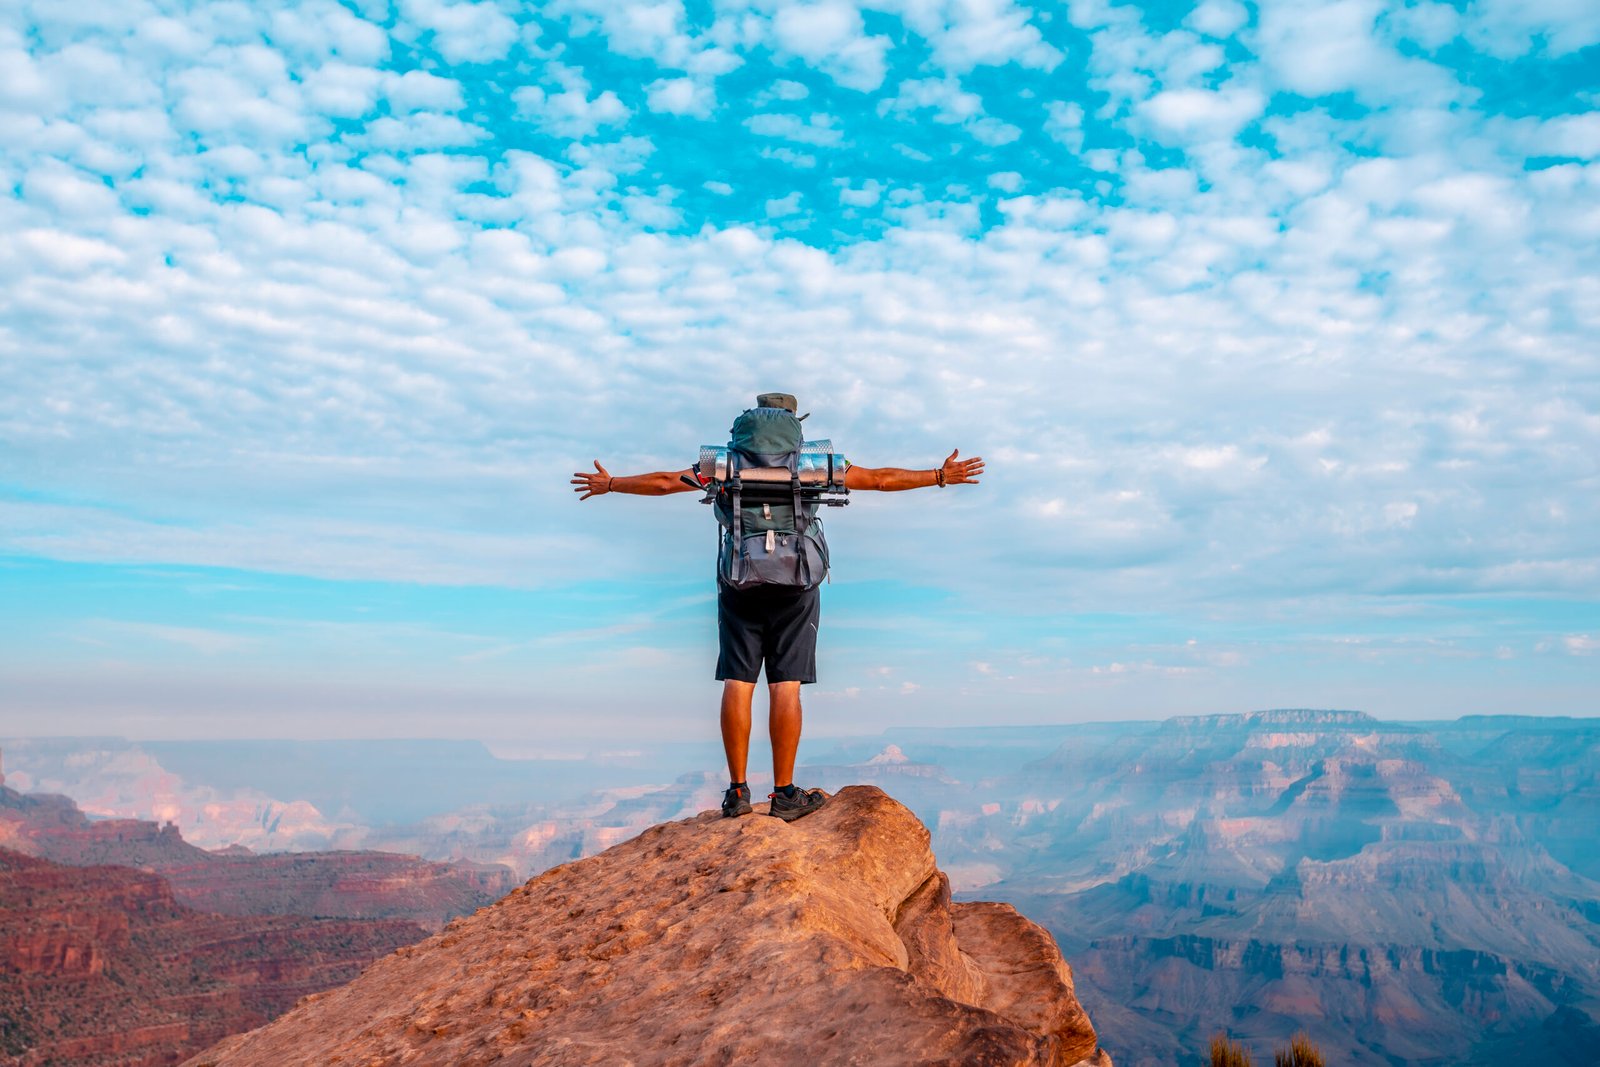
[186,786,1109,1067]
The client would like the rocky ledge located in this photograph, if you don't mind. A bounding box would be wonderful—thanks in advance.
[186,785,1110,1067]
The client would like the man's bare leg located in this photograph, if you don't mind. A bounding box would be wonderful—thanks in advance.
[720,679,756,783]
[769,681,802,788]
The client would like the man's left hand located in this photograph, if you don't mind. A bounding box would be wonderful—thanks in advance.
[571,460,613,500]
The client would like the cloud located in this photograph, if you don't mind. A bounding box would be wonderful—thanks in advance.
[1139,86,1265,142]
[645,76,714,117]
[1044,100,1085,150]
[1256,0,1459,102]
[357,112,488,151]
[745,111,843,146]
[91,620,255,655]
[20,160,123,219]
[1186,0,1250,38]
[269,1,390,65]
[880,76,1018,144]
[969,116,1021,145]
[837,178,883,207]
[15,227,127,272]
[168,61,311,145]
[882,77,983,123]
[398,0,519,64]
[762,79,810,103]
[514,69,631,139]
[771,3,891,91]
[882,0,1063,72]
[765,191,803,217]
[757,145,812,168]
[1464,0,1600,58]
[0,498,593,589]
[301,62,385,118]
[554,0,742,80]
[384,69,465,112]
[1529,113,1600,159]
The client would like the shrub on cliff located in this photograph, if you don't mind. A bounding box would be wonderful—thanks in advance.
[1210,1033,1253,1067]
[1274,1032,1325,1067]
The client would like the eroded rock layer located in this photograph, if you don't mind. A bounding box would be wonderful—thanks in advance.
[0,848,425,1067]
[1,784,513,932]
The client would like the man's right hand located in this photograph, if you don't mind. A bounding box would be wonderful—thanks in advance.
[571,461,613,501]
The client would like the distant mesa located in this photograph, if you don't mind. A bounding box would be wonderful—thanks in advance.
[185,786,1113,1067]
[858,743,952,780]
[0,780,514,932]
[1162,709,1379,729]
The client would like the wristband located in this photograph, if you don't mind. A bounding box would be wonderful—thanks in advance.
[935,467,946,487]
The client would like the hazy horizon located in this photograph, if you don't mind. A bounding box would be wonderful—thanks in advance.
[5,705,1598,747]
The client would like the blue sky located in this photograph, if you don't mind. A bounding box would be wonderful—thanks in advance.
[1,0,1597,740]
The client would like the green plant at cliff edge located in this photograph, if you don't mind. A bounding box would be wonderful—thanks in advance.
[1210,1033,1253,1067]
[1273,1032,1326,1067]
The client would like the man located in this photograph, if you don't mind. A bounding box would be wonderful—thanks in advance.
[571,392,983,822]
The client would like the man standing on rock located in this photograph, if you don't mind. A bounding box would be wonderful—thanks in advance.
[572,393,983,822]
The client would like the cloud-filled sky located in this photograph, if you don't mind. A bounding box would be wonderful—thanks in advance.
[1,0,1597,740]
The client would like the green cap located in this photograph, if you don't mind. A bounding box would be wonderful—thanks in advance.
[756,392,798,413]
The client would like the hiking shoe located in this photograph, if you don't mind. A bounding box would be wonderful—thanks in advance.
[721,783,752,818]
[766,786,828,822]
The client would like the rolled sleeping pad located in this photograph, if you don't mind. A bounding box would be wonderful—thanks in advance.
[738,466,801,483]
[698,441,847,488]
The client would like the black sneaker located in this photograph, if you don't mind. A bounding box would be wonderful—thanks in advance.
[721,783,752,818]
[766,786,828,822]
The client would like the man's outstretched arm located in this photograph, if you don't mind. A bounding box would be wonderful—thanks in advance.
[571,462,699,500]
[845,449,984,492]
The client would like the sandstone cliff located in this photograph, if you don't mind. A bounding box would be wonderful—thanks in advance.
[0,848,425,1067]
[186,786,1110,1067]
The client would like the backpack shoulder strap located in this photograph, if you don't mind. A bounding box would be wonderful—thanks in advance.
[728,450,745,585]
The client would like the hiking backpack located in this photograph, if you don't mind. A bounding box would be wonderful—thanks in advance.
[712,406,832,591]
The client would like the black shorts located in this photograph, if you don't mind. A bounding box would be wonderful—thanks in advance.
[715,584,820,684]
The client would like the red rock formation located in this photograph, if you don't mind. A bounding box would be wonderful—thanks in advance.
[0,847,428,1067]
[186,786,1111,1067]
[1,785,513,932]
[978,711,1600,1065]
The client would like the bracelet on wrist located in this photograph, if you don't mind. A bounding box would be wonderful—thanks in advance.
[935,467,946,487]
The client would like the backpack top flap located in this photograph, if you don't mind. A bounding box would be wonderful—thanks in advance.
[716,406,810,531]
[729,406,803,466]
